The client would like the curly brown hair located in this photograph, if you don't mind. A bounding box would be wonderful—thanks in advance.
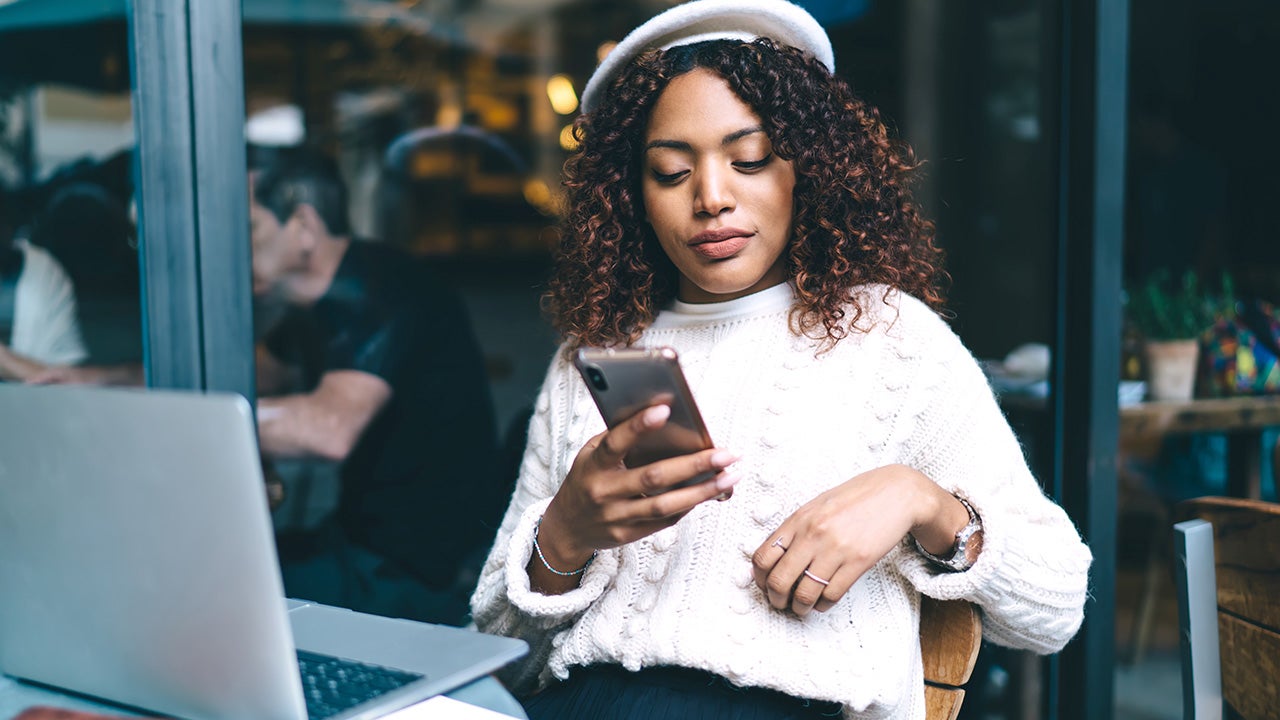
[548,38,948,352]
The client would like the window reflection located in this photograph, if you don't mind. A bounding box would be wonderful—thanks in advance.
[0,82,141,384]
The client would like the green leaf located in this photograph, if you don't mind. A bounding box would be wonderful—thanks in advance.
[1124,269,1232,341]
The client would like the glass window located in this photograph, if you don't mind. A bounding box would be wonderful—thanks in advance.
[1117,2,1280,718]
[0,11,143,386]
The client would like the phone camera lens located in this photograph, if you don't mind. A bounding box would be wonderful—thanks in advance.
[586,366,609,391]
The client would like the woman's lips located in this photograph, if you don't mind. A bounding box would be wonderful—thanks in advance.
[689,228,752,259]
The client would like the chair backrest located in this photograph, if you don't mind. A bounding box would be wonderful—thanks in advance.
[1174,496,1280,720]
[920,596,982,720]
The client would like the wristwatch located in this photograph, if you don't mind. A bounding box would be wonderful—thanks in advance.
[913,496,982,572]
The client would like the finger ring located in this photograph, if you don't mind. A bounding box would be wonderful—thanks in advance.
[803,569,830,586]
[771,537,787,550]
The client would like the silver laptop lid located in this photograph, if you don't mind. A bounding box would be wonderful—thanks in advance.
[0,384,308,720]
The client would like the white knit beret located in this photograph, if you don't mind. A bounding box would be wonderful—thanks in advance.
[580,0,834,114]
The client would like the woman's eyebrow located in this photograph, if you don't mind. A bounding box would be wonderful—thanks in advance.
[644,139,692,152]
[721,125,765,145]
[643,125,766,153]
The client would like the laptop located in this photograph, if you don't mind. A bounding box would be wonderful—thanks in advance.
[0,384,527,720]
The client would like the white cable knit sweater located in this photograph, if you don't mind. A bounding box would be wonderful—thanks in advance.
[471,283,1092,719]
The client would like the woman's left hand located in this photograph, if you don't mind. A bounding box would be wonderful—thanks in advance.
[752,464,968,616]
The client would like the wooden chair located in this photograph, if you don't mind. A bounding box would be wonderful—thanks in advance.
[920,596,982,720]
[1173,496,1280,720]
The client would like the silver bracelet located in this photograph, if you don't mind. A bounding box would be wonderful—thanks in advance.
[533,516,597,576]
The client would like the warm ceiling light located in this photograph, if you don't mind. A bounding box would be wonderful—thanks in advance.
[597,41,617,63]
[546,74,579,115]
[559,124,580,152]
[523,179,554,212]
[436,103,462,129]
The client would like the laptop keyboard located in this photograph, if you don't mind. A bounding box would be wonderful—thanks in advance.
[297,649,426,720]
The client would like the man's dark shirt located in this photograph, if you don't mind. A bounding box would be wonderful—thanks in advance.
[266,241,504,587]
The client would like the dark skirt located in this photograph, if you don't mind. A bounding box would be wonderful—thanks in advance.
[522,664,844,720]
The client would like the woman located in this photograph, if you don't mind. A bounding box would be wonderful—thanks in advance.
[471,1,1091,717]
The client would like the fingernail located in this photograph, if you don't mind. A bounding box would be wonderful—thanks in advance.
[715,473,740,492]
[716,490,733,502]
[710,450,739,468]
[643,405,671,426]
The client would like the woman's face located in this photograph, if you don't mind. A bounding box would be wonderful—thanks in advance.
[641,68,796,304]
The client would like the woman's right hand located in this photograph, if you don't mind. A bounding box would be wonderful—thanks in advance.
[529,404,740,593]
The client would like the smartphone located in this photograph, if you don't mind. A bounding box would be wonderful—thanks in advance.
[573,346,715,488]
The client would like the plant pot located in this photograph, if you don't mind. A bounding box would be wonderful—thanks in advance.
[1144,338,1200,401]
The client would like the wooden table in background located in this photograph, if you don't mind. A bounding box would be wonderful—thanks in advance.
[1120,395,1280,499]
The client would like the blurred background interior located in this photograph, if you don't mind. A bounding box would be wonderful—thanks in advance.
[2,0,1278,718]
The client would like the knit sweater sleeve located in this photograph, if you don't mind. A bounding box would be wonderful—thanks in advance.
[469,350,620,693]
[884,296,1092,654]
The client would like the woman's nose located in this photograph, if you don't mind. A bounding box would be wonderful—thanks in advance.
[693,167,735,216]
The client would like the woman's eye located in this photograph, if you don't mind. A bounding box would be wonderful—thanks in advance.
[651,169,688,184]
[734,154,773,171]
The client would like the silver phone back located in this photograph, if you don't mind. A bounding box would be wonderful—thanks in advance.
[574,346,713,468]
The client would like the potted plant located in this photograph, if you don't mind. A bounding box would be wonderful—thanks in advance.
[1125,270,1223,401]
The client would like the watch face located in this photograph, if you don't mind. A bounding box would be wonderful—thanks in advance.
[948,498,982,571]
[912,496,983,572]
[948,537,972,571]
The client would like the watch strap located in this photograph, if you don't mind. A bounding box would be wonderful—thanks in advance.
[913,495,981,572]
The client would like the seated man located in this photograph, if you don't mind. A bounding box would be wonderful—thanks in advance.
[0,185,89,381]
[250,151,505,626]
[0,177,144,387]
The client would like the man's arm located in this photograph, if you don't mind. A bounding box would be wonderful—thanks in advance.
[0,343,146,386]
[257,369,391,461]
[26,362,144,386]
[0,341,49,382]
